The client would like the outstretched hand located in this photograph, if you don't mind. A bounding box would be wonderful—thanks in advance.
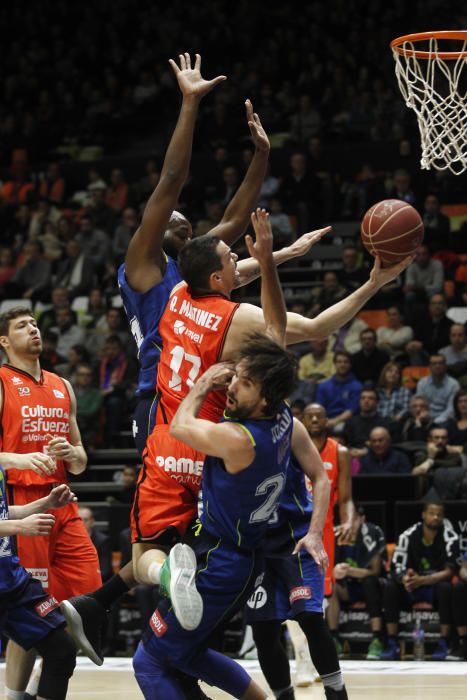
[369,254,414,289]
[287,226,331,257]
[245,100,270,152]
[245,208,274,265]
[169,53,226,100]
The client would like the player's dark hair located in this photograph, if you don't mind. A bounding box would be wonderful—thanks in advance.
[235,333,297,415]
[0,307,35,336]
[178,234,223,295]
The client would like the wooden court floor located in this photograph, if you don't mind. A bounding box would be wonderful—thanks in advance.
[2,658,466,698]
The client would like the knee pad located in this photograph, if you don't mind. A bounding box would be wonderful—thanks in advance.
[296,611,327,636]
[36,628,76,700]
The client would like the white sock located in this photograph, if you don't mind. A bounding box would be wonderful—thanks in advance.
[25,661,42,695]
[147,560,162,584]
[4,689,25,700]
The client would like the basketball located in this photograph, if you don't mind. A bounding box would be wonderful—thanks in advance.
[361,199,424,265]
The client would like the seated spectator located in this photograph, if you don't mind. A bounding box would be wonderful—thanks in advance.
[78,506,112,582]
[106,168,129,213]
[445,389,467,452]
[0,248,17,299]
[412,426,467,500]
[309,271,347,317]
[343,388,393,457]
[111,465,138,505]
[331,316,368,355]
[55,344,91,383]
[422,194,451,252]
[39,162,65,205]
[51,307,86,359]
[38,286,75,334]
[279,152,321,232]
[290,398,306,420]
[339,245,368,292]
[86,307,134,359]
[86,288,108,328]
[416,354,460,425]
[388,168,417,207]
[268,197,294,246]
[377,362,412,425]
[99,335,130,446]
[73,362,102,449]
[376,306,413,359]
[9,240,51,302]
[397,339,430,369]
[411,292,452,355]
[315,351,362,433]
[381,499,460,660]
[351,328,390,385]
[298,338,335,386]
[113,207,138,263]
[404,244,444,304]
[39,331,63,371]
[28,197,61,239]
[257,163,280,208]
[54,239,96,298]
[76,212,112,266]
[400,396,435,443]
[440,324,467,386]
[327,507,386,660]
[359,427,412,475]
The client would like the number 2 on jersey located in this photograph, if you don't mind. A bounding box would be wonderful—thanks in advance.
[169,345,201,391]
[249,473,285,524]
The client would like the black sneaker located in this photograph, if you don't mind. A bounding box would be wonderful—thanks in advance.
[446,643,467,661]
[324,687,349,699]
[174,671,213,699]
[60,595,106,666]
[277,689,296,700]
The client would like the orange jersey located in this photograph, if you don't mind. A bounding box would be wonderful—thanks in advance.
[319,437,339,526]
[156,282,239,424]
[0,365,70,486]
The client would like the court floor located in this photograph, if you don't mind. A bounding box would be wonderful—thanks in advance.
[1,658,466,698]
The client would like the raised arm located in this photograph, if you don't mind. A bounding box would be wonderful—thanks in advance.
[125,53,226,291]
[235,225,331,289]
[290,418,330,570]
[246,209,287,346]
[209,100,270,246]
[169,363,254,473]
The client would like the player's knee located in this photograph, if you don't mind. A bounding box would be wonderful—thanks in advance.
[296,610,327,637]
[41,629,76,677]
[251,620,282,648]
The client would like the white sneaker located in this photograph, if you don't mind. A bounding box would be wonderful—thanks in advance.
[295,657,318,687]
[162,543,203,631]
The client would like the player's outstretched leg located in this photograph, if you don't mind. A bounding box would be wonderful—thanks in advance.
[160,543,203,631]
[60,595,106,666]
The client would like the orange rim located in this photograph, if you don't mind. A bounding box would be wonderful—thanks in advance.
[391,30,467,59]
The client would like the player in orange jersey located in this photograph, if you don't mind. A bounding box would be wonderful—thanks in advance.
[303,403,354,596]
[0,306,102,698]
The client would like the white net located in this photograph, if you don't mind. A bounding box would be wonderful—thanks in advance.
[392,35,467,175]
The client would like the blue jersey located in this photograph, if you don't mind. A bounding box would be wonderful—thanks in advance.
[201,403,293,550]
[118,256,182,394]
[270,454,312,539]
[0,466,29,596]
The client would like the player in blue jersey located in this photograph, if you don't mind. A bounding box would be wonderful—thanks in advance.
[0,469,77,700]
[246,441,350,699]
[133,335,309,700]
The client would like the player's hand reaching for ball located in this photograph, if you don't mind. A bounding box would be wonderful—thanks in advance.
[169,53,226,101]
[12,452,56,477]
[369,254,414,289]
[46,484,77,510]
[19,513,56,537]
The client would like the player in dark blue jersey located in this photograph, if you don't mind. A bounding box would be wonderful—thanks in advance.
[246,427,350,700]
[132,333,308,700]
[0,467,77,700]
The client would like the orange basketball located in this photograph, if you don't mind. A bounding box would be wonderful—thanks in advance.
[361,199,424,265]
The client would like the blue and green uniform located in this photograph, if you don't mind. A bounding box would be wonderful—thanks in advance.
[133,403,293,699]
[117,256,181,452]
[0,466,65,650]
[246,453,324,622]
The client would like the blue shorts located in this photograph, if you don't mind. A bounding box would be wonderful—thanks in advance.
[141,527,258,666]
[245,548,324,623]
[133,392,158,456]
[0,575,66,650]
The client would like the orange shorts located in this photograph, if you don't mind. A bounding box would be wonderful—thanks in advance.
[11,486,102,602]
[131,424,205,544]
[323,519,336,597]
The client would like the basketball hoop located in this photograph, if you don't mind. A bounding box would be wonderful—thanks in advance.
[391,31,467,175]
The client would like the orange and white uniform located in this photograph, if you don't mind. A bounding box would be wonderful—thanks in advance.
[0,365,101,600]
[131,282,239,544]
[306,437,339,596]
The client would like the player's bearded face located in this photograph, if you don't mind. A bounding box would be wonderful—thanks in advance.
[7,316,43,356]
[224,366,265,420]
